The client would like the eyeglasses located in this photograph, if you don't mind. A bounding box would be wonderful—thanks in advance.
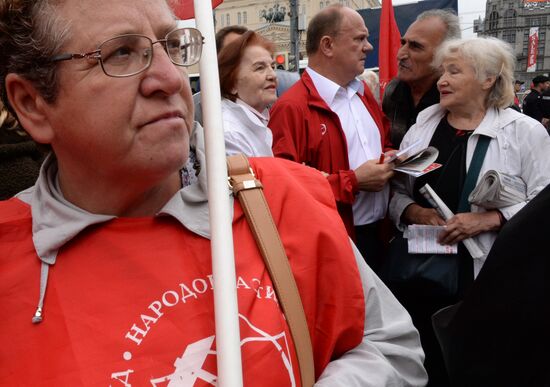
[51,27,204,78]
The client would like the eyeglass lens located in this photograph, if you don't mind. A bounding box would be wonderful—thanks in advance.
[98,28,202,77]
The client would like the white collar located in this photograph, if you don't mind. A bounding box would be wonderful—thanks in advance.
[417,104,522,140]
[236,98,270,126]
[306,67,364,106]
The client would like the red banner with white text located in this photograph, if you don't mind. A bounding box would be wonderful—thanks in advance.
[527,27,539,72]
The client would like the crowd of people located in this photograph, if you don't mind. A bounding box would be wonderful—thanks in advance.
[1,0,549,386]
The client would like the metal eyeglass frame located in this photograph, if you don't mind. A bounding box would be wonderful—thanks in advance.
[50,27,204,78]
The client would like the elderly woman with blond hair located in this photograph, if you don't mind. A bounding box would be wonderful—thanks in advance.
[387,37,550,386]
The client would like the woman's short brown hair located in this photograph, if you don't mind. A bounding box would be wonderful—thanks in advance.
[218,31,274,102]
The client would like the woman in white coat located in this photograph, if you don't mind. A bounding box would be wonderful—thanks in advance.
[218,31,278,157]
[387,37,550,386]
[390,37,550,277]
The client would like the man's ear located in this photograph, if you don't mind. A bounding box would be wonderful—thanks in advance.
[319,35,334,58]
[5,73,55,144]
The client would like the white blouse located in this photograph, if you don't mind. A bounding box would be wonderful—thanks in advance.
[221,98,273,157]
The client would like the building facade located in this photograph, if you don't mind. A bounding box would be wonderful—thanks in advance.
[214,0,380,69]
[475,0,550,84]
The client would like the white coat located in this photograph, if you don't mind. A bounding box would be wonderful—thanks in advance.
[390,104,550,276]
[221,98,274,157]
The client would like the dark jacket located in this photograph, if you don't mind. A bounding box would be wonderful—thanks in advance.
[382,78,440,148]
[438,183,550,386]
[541,88,550,121]
[522,89,544,122]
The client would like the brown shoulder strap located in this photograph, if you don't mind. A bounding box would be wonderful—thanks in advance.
[227,154,315,387]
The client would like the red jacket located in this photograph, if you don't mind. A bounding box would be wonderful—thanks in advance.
[269,70,392,238]
[0,158,365,386]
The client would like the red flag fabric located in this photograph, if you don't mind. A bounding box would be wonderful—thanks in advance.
[378,0,401,100]
[172,0,224,20]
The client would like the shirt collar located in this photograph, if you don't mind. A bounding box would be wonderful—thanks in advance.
[236,98,270,126]
[306,67,364,106]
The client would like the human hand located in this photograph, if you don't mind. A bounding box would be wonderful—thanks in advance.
[381,149,399,163]
[354,158,394,192]
[403,204,445,225]
[438,211,501,245]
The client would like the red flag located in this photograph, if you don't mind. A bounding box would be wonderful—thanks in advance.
[378,0,401,100]
[172,0,224,20]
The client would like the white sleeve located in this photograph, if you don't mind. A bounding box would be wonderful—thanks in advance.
[389,173,416,231]
[499,119,550,220]
[315,241,428,387]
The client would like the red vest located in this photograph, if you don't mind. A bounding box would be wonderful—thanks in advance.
[0,158,365,386]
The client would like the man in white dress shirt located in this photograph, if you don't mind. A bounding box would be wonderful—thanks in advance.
[269,4,394,271]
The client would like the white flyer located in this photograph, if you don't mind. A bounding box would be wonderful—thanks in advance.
[405,225,458,254]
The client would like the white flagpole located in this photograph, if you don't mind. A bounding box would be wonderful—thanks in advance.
[193,1,244,385]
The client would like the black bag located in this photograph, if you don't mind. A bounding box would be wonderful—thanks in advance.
[383,136,492,300]
[382,232,460,299]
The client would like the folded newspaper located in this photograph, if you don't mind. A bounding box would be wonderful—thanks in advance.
[468,170,526,209]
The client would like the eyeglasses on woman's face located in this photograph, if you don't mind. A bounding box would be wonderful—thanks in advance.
[51,27,204,78]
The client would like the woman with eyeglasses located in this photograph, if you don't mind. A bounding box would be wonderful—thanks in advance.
[218,31,278,157]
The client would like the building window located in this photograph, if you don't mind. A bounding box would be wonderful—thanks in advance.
[489,11,499,30]
[538,30,546,55]
[238,12,241,25]
[523,30,529,56]
[320,1,324,8]
[527,16,544,27]
[504,9,516,27]
[520,59,526,71]
[502,30,516,44]
[243,11,247,24]
[226,13,230,25]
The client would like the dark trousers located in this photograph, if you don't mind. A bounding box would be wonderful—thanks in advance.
[354,220,386,274]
